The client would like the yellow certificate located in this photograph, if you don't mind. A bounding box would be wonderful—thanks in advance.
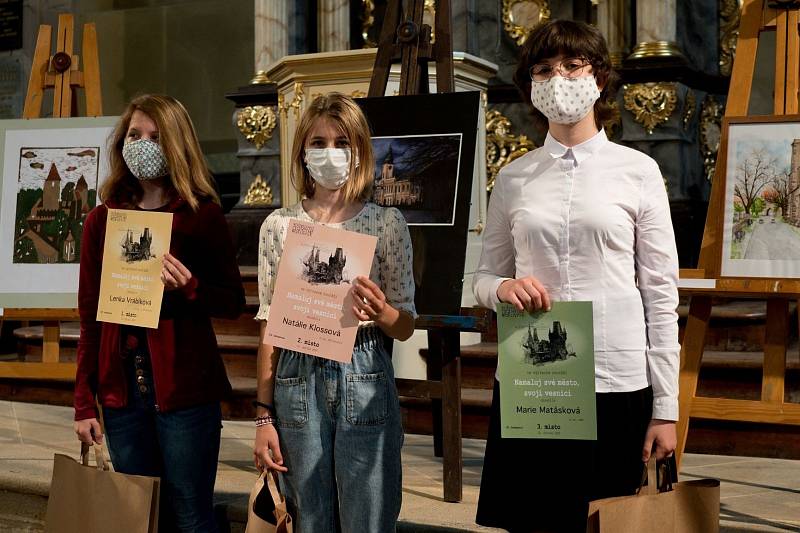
[96,208,173,328]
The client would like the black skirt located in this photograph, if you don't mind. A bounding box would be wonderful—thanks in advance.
[476,380,653,533]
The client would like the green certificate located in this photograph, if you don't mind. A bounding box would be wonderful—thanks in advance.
[497,301,597,440]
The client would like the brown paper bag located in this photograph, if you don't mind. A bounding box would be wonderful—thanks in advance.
[587,457,720,533]
[246,470,294,533]
[45,443,160,533]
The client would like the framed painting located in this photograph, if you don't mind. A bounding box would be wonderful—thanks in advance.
[358,92,480,315]
[0,117,118,308]
[720,115,800,278]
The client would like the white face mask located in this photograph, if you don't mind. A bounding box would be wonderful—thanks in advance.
[530,75,601,125]
[304,148,353,190]
[122,138,169,180]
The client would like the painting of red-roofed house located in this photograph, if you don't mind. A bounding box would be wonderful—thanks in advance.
[13,147,99,264]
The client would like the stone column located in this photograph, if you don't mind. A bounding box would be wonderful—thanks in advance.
[255,0,289,76]
[596,0,627,68]
[318,0,350,52]
[628,0,683,61]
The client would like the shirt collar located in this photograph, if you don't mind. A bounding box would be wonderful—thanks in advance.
[543,129,608,165]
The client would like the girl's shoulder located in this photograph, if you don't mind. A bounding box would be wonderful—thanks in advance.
[261,202,304,233]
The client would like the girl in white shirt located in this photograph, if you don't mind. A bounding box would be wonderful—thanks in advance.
[474,20,680,532]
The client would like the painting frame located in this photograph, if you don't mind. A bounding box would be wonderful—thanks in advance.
[720,114,800,279]
[357,92,480,315]
[0,116,117,308]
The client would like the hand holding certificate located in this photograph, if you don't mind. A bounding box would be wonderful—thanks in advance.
[264,219,378,362]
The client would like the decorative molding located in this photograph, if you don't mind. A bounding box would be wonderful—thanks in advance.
[604,100,622,139]
[236,105,277,150]
[311,89,367,100]
[250,70,271,85]
[361,0,376,48]
[486,109,535,193]
[683,89,697,131]
[719,0,742,76]
[502,0,551,46]
[622,82,678,134]
[244,174,274,206]
[627,40,685,61]
[278,82,305,120]
[700,95,723,182]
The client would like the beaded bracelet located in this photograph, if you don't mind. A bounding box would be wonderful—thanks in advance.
[255,414,277,427]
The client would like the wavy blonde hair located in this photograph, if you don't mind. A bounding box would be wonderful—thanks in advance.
[99,94,219,211]
[291,93,375,203]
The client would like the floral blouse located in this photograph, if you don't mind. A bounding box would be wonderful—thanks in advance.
[256,201,417,323]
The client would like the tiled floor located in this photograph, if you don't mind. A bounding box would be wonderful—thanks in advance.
[0,400,798,532]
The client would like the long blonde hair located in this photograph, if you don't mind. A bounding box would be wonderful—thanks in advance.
[99,94,219,211]
[291,93,375,203]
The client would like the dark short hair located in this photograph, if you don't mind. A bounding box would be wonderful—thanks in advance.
[513,20,619,131]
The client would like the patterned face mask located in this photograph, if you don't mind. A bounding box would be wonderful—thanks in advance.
[530,75,601,125]
[122,138,169,180]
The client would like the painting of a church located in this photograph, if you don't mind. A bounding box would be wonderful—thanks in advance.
[13,147,99,264]
[371,134,462,225]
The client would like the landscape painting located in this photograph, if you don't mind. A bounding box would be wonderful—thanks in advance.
[722,117,800,278]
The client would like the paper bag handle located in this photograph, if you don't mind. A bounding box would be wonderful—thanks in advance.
[80,442,110,471]
[264,469,285,505]
[637,456,673,496]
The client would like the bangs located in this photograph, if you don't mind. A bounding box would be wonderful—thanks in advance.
[526,21,605,65]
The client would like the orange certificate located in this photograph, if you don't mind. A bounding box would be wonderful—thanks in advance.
[96,208,173,329]
[264,218,377,362]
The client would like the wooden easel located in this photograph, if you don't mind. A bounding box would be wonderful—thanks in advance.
[676,0,800,464]
[368,0,478,503]
[0,14,102,380]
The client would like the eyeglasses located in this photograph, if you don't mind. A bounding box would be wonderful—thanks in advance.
[529,57,592,83]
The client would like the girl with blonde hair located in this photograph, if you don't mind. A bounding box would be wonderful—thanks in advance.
[253,92,416,532]
[74,94,245,532]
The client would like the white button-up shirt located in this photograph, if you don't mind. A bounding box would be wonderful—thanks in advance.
[473,129,680,421]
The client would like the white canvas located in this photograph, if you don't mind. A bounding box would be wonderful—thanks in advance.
[721,120,800,278]
[0,118,117,307]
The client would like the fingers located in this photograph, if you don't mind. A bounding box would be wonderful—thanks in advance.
[74,420,103,445]
[90,420,104,445]
[255,448,288,473]
[162,255,191,288]
[528,277,551,311]
[499,278,551,312]
[351,277,386,320]
[161,267,179,290]
[641,431,655,463]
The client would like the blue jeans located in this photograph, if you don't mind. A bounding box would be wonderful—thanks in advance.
[103,332,222,533]
[275,327,404,533]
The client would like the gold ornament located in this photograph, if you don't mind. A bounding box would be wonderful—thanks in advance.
[683,89,697,131]
[719,0,743,76]
[623,82,678,134]
[699,95,723,182]
[503,0,551,46]
[244,174,274,206]
[486,109,535,192]
[361,0,376,48]
[236,106,277,150]
[278,82,305,120]
[604,100,622,139]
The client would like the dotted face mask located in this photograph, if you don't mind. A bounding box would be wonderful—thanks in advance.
[122,138,169,181]
[530,75,601,125]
